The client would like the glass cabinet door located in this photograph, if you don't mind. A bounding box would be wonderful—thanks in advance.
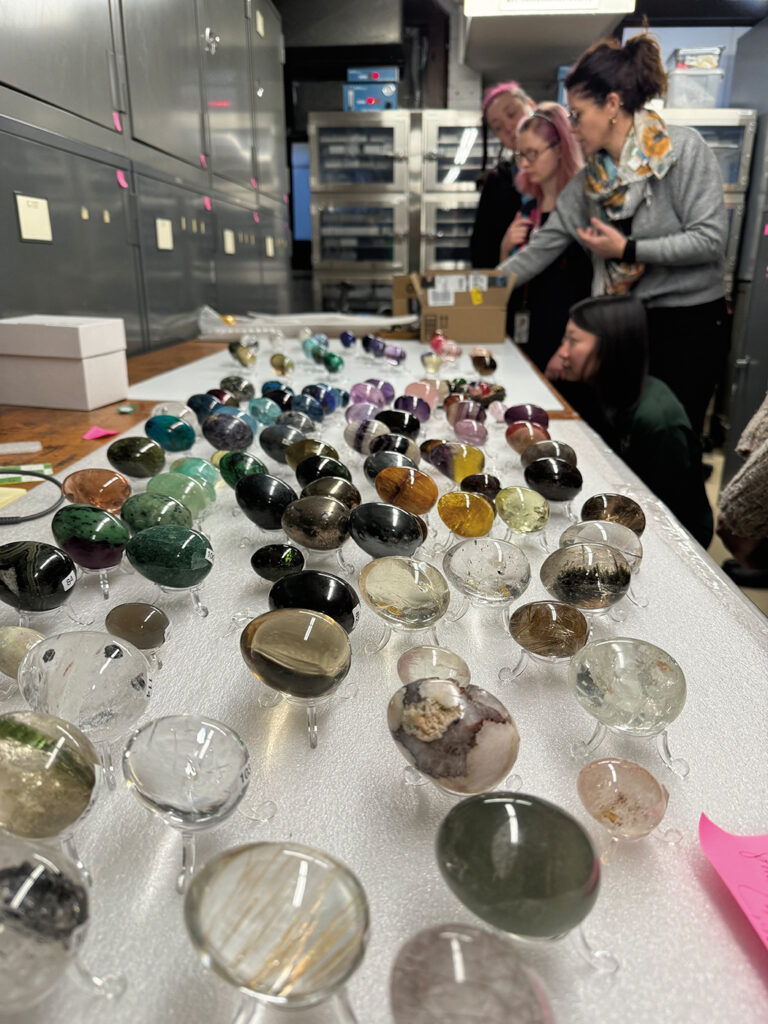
[314,276,393,314]
[421,198,479,270]
[312,199,408,271]
[424,127,485,191]
[309,113,409,191]
[663,111,757,191]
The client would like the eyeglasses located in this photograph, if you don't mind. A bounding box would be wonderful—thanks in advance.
[568,109,582,126]
[512,142,557,165]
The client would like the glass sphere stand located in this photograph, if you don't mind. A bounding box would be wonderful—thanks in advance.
[596,823,683,865]
[570,723,690,778]
[502,525,551,553]
[15,600,95,630]
[364,620,441,657]
[401,763,523,797]
[71,953,127,1001]
[78,565,119,601]
[231,986,360,1023]
[498,646,575,684]
[153,584,209,618]
[293,543,356,579]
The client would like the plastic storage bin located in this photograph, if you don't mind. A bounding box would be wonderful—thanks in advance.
[666,69,724,109]
[670,46,724,70]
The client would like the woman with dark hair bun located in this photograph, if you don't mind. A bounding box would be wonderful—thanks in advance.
[556,294,713,547]
[498,32,730,444]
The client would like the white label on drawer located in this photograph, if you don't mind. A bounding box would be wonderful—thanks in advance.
[427,288,454,306]
[15,194,53,242]
[255,9,265,35]
[155,218,174,251]
[62,570,77,591]
[469,273,488,291]
[223,229,236,255]
[265,235,275,257]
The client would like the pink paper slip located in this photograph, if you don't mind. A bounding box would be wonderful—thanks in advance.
[699,813,768,952]
[82,426,119,440]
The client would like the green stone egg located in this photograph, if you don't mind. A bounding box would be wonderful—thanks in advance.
[120,492,193,535]
[126,526,214,589]
[219,451,267,490]
[107,436,165,478]
[146,472,209,517]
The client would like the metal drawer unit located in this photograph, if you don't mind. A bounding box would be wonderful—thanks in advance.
[312,274,395,314]
[421,111,485,193]
[420,195,479,270]
[663,108,757,192]
[253,194,291,314]
[309,112,410,193]
[311,195,408,273]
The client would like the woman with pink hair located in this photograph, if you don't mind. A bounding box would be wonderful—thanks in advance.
[469,81,534,270]
[501,103,592,374]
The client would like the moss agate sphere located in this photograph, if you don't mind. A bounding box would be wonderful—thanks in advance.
[240,608,351,698]
[436,792,600,938]
[126,526,213,588]
[120,492,193,535]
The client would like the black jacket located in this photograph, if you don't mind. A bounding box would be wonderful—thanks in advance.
[470,160,521,269]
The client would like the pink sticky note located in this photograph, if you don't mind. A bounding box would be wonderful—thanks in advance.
[250,177,258,189]
[204,196,212,212]
[764,224,768,236]
[699,813,768,951]
[253,211,260,223]
[112,111,123,133]
[200,153,207,169]
[116,170,129,190]
[82,426,119,440]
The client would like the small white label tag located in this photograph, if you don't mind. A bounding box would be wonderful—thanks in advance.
[240,763,252,786]
[514,310,530,345]
[469,272,488,291]
[353,605,361,626]
[62,570,77,591]
[205,548,215,564]
[223,228,236,254]
[427,288,454,307]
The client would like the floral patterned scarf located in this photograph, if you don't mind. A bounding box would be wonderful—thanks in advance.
[584,108,676,295]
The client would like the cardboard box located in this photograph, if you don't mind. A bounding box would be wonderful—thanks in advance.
[392,270,515,344]
[0,315,128,410]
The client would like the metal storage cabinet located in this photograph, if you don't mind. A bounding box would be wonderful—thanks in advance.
[135,174,216,345]
[312,275,396,314]
[252,194,291,314]
[0,125,144,350]
[0,0,118,131]
[122,0,205,168]
[309,112,410,193]
[420,195,478,270]
[421,111,485,192]
[663,108,757,192]
[213,197,263,314]
[311,196,409,273]
[201,0,256,189]
[250,0,288,200]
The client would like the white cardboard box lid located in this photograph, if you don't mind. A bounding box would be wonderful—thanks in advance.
[0,316,127,359]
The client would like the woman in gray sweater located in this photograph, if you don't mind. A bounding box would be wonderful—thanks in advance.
[498,33,730,440]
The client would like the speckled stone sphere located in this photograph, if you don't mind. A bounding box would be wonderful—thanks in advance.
[126,526,214,589]
[218,451,267,490]
[120,492,193,535]
[281,496,351,551]
[202,413,254,452]
[220,375,255,402]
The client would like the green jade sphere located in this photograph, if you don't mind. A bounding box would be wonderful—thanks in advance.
[436,791,600,939]
[147,473,209,518]
[126,526,214,589]
[218,451,267,490]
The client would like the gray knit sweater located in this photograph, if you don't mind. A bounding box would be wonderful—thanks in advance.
[498,124,727,308]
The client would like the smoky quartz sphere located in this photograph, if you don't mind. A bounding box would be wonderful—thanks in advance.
[240,608,352,699]
[540,542,631,610]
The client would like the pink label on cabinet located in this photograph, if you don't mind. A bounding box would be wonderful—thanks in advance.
[200,154,207,169]
[253,212,260,223]
[699,813,768,952]
[764,223,768,235]
[115,170,129,189]
[112,111,123,133]
[204,196,212,212]
[250,178,258,189]
[283,193,289,204]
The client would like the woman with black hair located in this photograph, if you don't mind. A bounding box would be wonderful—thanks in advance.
[498,33,730,443]
[556,294,713,547]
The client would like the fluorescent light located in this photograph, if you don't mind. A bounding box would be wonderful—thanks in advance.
[443,166,461,185]
[453,128,478,166]
[464,0,634,15]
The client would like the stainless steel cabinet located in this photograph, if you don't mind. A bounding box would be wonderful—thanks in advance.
[251,0,288,200]
[123,0,205,168]
[421,112,485,192]
[420,196,478,270]
[309,112,410,192]
[252,194,291,314]
[0,0,118,130]
[311,196,409,272]
[0,128,143,350]
[663,108,757,192]
[214,198,262,314]
[202,0,255,188]
[312,275,395,314]
[135,174,216,344]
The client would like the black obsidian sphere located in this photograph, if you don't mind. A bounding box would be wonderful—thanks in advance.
[524,457,583,501]
[250,544,305,582]
[295,456,352,489]
[259,424,305,464]
[363,450,417,484]
[349,503,425,559]
[268,570,360,633]
[375,409,420,440]
[264,388,294,412]
[236,474,298,530]
[0,541,77,612]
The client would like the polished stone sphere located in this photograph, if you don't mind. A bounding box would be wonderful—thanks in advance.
[349,503,425,559]
[236,475,298,531]
[524,457,583,502]
[269,570,360,633]
[0,542,77,613]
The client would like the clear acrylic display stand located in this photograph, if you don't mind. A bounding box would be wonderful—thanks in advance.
[571,723,690,778]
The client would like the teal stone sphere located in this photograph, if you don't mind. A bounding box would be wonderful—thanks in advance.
[126,526,214,589]
[120,492,193,535]
[248,397,282,426]
[219,451,267,490]
[436,792,600,938]
[146,473,209,518]
[107,436,165,478]
[51,505,130,571]
[145,415,196,452]
[170,458,218,503]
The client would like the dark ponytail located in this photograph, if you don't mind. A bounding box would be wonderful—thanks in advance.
[565,33,667,112]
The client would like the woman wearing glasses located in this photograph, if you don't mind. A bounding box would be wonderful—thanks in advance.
[497,33,729,442]
[499,102,592,374]
[469,81,534,270]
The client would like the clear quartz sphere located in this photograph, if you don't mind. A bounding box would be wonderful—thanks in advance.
[569,637,686,736]
[18,631,152,743]
[443,538,530,604]
[184,841,369,1006]
[397,645,470,687]
[560,520,643,572]
[358,557,450,629]
[578,757,669,839]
